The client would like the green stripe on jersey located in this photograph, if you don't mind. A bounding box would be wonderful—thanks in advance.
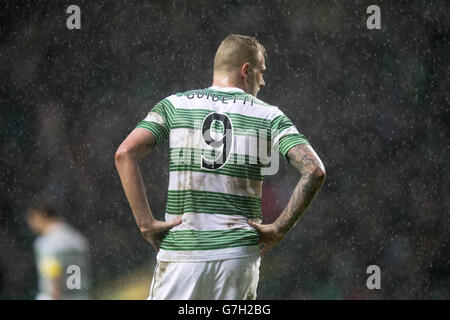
[272,114,296,132]
[166,189,262,218]
[151,99,176,128]
[136,121,169,146]
[169,147,264,180]
[160,228,258,251]
[278,134,309,156]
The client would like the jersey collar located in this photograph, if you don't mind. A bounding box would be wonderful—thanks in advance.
[209,86,245,93]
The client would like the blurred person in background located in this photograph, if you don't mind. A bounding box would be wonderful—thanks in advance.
[26,202,90,300]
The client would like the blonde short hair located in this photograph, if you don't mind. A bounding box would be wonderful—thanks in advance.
[213,34,266,74]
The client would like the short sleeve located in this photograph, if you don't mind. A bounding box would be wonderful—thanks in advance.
[136,98,176,147]
[271,113,309,157]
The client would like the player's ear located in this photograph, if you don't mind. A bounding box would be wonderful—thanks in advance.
[240,62,250,78]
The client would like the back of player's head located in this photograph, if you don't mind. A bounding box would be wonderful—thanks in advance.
[27,201,59,219]
[214,34,266,75]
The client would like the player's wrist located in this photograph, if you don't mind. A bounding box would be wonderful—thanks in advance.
[139,220,157,234]
[273,220,291,236]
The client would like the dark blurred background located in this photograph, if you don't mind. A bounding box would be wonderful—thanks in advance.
[0,0,448,299]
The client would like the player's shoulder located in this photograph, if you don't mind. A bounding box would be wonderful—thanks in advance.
[34,234,60,255]
[246,95,286,120]
[35,223,89,254]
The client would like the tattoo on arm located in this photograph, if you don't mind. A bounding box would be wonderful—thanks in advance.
[287,144,320,175]
[275,144,326,233]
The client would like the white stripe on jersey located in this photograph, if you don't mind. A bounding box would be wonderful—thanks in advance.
[168,171,262,198]
[167,213,261,231]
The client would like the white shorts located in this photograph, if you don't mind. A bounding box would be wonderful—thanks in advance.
[148,255,261,300]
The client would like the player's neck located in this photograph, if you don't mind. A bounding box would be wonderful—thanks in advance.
[212,73,245,91]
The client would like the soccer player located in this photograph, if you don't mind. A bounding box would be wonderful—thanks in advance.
[26,202,90,300]
[115,34,326,300]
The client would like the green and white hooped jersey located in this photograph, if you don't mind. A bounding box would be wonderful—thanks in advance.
[137,86,309,262]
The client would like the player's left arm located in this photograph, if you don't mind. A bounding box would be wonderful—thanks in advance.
[115,128,181,251]
[249,143,326,255]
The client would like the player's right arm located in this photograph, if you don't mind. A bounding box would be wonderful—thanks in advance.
[115,128,181,251]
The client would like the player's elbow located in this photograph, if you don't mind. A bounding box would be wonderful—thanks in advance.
[302,164,325,187]
[115,147,133,164]
[311,165,326,186]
